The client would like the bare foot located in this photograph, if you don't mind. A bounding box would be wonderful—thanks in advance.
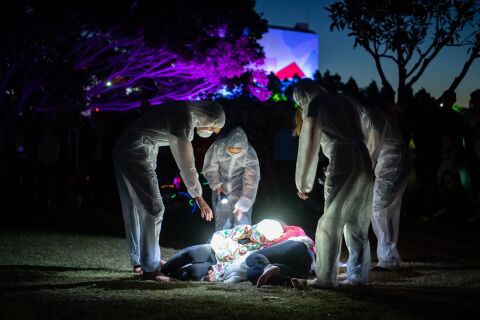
[202,269,216,282]
[292,278,338,289]
[257,265,280,288]
[142,270,169,281]
[154,272,170,283]
[291,278,308,290]
[133,265,143,275]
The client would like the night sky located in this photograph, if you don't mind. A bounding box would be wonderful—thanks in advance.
[255,0,480,107]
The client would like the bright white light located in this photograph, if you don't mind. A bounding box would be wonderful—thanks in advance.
[256,219,284,241]
[106,81,112,87]
[220,193,229,204]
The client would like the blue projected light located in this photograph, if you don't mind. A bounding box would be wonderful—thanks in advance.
[178,192,198,213]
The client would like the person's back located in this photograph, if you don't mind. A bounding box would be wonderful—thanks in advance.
[309,93,365,153]
[114,102,192,153]
[294,79,373,288]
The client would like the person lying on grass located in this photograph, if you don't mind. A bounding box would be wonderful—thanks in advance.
[158,219,314,287]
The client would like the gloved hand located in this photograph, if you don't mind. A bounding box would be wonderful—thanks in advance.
[233,207,243,222]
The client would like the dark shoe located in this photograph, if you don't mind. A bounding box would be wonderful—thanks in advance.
[256,265,280,288]
[133,265,143,275]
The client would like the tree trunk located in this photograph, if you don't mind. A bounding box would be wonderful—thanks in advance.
[447,47,479,94]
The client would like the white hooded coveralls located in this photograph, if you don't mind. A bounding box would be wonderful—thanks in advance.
[358,105,409,269]
[294,81,373,286]
[113,101,225,272]
[203,126,260,230]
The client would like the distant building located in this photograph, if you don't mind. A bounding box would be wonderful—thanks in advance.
[259,23,319,80]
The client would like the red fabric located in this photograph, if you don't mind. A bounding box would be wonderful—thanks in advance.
[264,225,307,247]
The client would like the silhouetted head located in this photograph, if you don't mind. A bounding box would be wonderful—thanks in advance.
[439,90,456,109]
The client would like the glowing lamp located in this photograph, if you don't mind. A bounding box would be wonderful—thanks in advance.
[256,219,284,241]
[220,192,228,204]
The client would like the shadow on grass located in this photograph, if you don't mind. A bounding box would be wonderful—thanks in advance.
[1,275,198,292]
[0,265,119,272]
[333,283,480,317]
[399,263,480,272]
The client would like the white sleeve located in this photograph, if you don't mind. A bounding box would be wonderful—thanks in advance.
[295,117,323,193]
[202,142,223,191]
[235,147,260,212]
[168,134,202,198]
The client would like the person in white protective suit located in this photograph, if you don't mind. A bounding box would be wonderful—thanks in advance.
[358,104,409,270]
[291,79,373,288]
[112,100,225,280]
[202,126,260,231]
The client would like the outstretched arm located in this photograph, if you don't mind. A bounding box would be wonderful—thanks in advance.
[295,117,323,197]
[169,134,212,221]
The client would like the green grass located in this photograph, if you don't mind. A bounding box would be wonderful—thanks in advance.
[1,224,479,320]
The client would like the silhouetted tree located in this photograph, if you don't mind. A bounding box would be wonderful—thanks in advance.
[363,80,381,108]
[0,0,269,113]
[447,14,480,93]
[327,0,480,107]
[342,77,362,101]
[319,70,343,93]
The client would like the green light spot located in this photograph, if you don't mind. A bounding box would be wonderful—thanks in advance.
[408,137,416,151]
[189,199,194,206]
[170,194,177,199]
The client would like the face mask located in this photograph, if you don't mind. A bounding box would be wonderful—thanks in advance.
[197,129,213,138]
[227,147,243,157]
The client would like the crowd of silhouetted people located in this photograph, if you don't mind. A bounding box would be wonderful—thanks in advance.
[1,87,479,230]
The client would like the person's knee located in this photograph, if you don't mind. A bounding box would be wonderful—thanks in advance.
[246,253,269,267]
[245,253,256,266]
[246,267,263,284]
[148,201,165,218]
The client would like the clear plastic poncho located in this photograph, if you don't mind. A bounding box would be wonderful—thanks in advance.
[356,104,409,269]
[203,126,260,230]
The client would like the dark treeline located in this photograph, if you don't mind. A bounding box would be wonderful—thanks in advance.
[1,1,479,240]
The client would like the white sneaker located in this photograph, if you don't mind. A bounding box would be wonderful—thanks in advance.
[377,261,400,270]
[340,278,366,286]
[337,261,347,268]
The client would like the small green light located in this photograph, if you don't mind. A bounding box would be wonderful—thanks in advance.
[170,194,177,199]
[189,199,194,206]
[272,93,281,102]
[408,137,416,151]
